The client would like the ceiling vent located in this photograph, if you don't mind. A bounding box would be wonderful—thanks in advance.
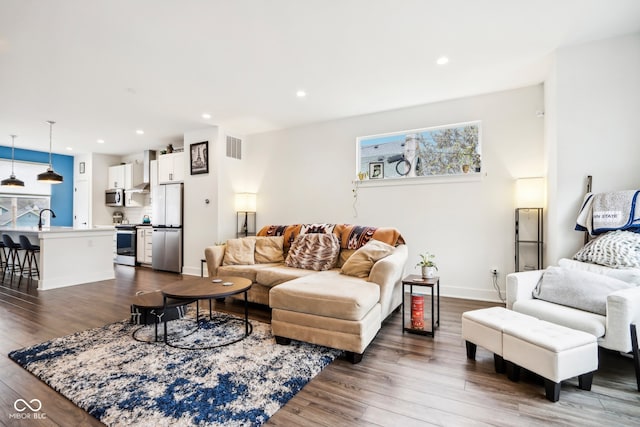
[226,136,242,160]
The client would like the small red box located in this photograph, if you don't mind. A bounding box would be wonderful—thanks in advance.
[411,294,424,329]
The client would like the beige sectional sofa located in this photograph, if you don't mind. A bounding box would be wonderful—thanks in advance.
[204,223,408,363]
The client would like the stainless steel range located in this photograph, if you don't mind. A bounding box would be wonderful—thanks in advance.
[115,224,137,266]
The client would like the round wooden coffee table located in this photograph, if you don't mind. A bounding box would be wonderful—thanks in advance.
[161,276,252,349]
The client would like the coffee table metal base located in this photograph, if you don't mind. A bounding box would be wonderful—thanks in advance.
[163,291,252,350]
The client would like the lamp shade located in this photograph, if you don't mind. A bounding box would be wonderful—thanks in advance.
[515,177,545,208]
[234,193,256,212]
[37,167,64,183]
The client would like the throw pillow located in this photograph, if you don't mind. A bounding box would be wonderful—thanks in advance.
[222,237,256,265]
[341,239,396,279]
[254,236,285,264]
[285,233,340,271]
[532,266,634,315]
[573,230,640,268]
[558,258,640,286]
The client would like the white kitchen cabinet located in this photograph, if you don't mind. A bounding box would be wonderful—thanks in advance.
[125,190,144,207]
[136,226,153,265]
[158,152,184,183]
[108,163,143,189]
[108,164,127,189]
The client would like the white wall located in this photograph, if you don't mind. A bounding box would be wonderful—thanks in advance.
[546,33,640,263]
[182,127,248,276]
[183,127,220,276]
[241,85,544,301]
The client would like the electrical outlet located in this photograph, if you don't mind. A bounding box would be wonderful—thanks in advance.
[491,268,498,276]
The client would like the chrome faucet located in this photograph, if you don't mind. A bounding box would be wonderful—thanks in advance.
[38,209,56,230]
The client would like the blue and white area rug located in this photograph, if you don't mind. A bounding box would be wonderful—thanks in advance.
[9,312,341,426]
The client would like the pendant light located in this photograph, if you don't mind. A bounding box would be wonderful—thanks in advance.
[1,134,25,187]
[37,120,63,184]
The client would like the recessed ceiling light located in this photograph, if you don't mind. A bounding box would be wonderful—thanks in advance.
[296,90,306,98]
[97,139,105,144]
[436,56,449,65]
[66,147,73,151]
[136,129,144,135]
[202,113,211,119]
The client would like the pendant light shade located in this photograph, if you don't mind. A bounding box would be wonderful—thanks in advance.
[1,134,25,187]
[37,120,63,184]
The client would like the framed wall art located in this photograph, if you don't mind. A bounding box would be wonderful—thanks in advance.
[356,121,481,182]
[190,141,209,175]
[369,161,384,179]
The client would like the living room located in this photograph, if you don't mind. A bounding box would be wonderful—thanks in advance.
[1,2,640,426]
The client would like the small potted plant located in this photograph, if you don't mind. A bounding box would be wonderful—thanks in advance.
[416,252,438,278]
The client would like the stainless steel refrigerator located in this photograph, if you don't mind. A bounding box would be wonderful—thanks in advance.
[152,183,183,273]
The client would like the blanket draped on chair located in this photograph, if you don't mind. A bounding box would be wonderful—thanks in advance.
[575,190,640,235]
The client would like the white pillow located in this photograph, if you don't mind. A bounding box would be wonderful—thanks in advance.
[558,258,640,286]
[533,266,633,315]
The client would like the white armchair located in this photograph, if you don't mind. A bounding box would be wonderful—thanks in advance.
[506,262,640,354]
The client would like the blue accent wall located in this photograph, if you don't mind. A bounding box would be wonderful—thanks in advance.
[0,146,74,226]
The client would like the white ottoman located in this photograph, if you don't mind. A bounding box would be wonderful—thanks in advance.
[503,320,598,402]
[461,307,537,373]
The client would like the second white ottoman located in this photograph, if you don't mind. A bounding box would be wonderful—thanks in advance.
[461,307,537,373]
[503,320,598,402]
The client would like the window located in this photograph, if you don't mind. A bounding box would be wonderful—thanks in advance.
[0,159,53,227]
[0,195,51,228]
[356,121,481,181]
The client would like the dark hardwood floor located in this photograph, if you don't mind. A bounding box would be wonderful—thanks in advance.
[1,266,639,426]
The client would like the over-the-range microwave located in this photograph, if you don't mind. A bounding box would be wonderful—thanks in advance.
[106,188,124,207]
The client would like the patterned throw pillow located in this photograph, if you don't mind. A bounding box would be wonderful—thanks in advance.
[285,233,340,271]
[573,230,640,268]
[254,236,285,264]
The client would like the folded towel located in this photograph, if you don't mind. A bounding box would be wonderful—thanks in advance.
[576,190,640,235]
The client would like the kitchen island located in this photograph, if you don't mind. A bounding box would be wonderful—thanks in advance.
[1,226,115,290]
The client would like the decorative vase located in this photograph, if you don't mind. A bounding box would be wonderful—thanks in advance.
[422,266,436,279]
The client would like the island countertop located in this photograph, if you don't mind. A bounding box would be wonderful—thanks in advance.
[0,225,115,235]
[0,226,115,290]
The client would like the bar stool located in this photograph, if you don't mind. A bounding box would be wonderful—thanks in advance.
[0,241,7,278]
[2,235,22,284]
[19,235,39,287]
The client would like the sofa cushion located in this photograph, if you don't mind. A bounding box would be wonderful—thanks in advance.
[222,237,256,265]
[254,236,284,264]
[341,239,396,278]
[269,270,380,321]
[218,263,280,282]
[533,266,633,315]
[255,265,316,288]
[285,233,340,271]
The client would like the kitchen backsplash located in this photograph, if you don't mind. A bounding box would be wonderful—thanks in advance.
[123,205,153,224]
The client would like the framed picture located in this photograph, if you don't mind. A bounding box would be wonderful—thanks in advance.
[79,162,85,174]
[190,141,209,175]
[369,161,384,179]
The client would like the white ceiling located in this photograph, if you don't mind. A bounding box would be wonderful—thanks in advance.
[1,0,639,156]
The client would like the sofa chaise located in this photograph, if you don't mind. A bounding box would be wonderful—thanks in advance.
[205,223,408,362]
